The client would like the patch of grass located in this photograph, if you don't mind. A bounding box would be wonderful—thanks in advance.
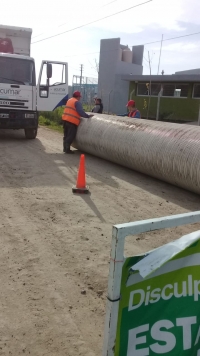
[39,107,63,133]
[40,107,63,124]
[39,115,63,133]
[83,104,93,112]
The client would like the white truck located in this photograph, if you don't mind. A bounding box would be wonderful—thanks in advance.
[0,25,68,139]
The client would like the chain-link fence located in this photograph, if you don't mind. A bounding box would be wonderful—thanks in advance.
[72,75,98,110]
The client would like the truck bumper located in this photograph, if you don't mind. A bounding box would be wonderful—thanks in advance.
[0,110,38,129]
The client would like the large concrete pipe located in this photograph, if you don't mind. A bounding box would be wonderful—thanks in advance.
[72,115,200,194]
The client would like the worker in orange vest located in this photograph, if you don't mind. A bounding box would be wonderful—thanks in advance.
[62,91,93,154]
[127,100,141,118]
[119,100,141,118]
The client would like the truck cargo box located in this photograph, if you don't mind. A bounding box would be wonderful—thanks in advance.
[0,24,32,56]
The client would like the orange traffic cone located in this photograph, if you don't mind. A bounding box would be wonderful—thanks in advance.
[72,154,89,194]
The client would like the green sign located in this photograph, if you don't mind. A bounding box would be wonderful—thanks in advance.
[115,234,200,356]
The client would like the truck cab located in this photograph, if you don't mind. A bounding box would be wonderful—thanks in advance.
[0,25,68,139]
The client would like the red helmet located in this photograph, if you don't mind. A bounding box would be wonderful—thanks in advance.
[73,91,82,98]
[126,100,135,107]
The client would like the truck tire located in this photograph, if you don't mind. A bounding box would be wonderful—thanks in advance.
[24,128,37,139]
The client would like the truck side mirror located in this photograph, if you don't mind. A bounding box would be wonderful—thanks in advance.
[47,63,52,79]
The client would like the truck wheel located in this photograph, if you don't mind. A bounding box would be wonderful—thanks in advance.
[24,128,37,139]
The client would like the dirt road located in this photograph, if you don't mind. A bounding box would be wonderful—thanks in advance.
[0,127,200,356]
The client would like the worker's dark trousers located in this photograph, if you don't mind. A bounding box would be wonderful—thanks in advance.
[63,121,77,151]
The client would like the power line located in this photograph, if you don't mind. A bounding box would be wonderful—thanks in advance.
[101,0,118,7]
[32,32,44,39]
[63,30,200,59]
[68,65,80,71]
[88,58,97,72]
[66,50,101,58]
[32,0,152,44]
[32,0,120,38]
[142,31,200,46]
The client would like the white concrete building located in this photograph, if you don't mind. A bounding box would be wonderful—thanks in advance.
[98,38,144,114]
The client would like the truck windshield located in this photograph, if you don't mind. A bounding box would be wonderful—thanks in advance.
[0,57,35,86]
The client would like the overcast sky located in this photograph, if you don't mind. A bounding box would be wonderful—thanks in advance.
[1,0,200,84]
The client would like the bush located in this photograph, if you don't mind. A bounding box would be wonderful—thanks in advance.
[44,119,51,126]
[39,115,51,126]
[39,107,63,126]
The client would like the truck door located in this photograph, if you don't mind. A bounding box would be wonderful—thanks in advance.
[37,61,68,111]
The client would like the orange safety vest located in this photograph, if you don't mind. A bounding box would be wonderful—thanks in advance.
[62,97,81,126]
[128,109,140,118]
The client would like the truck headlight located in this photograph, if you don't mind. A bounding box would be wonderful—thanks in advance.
[25,113,35,119]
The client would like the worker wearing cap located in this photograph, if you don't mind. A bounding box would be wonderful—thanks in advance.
[119,100,141,118]
[127,100,141,118]
[92,98,103,114]
[62,91,93,154]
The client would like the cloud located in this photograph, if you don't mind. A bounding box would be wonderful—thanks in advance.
[1,0,200,82]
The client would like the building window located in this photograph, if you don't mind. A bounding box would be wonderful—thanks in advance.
[151,84,161,95]
[137,83,161,96]
[162,84,176,96]
[171,85,189,97]
[193,84,200,98]
[137,82,189,97]
[162,84,189,97]
[175,84,189,97]
[137,83,149,95]
[174,89,181,97]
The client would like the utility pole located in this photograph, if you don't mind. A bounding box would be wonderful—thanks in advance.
[157,34,164,75]
[80,64,83,86]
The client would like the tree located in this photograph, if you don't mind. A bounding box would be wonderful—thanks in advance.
[94,58,99,74]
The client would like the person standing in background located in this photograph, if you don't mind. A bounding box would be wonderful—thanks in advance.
[92,98,103,114]
[119,100,141,118]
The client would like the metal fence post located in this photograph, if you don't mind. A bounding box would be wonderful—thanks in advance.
[156,85,163,121]
[102,227,125,356]
[198,102,200,126]
[108,90,113,115]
